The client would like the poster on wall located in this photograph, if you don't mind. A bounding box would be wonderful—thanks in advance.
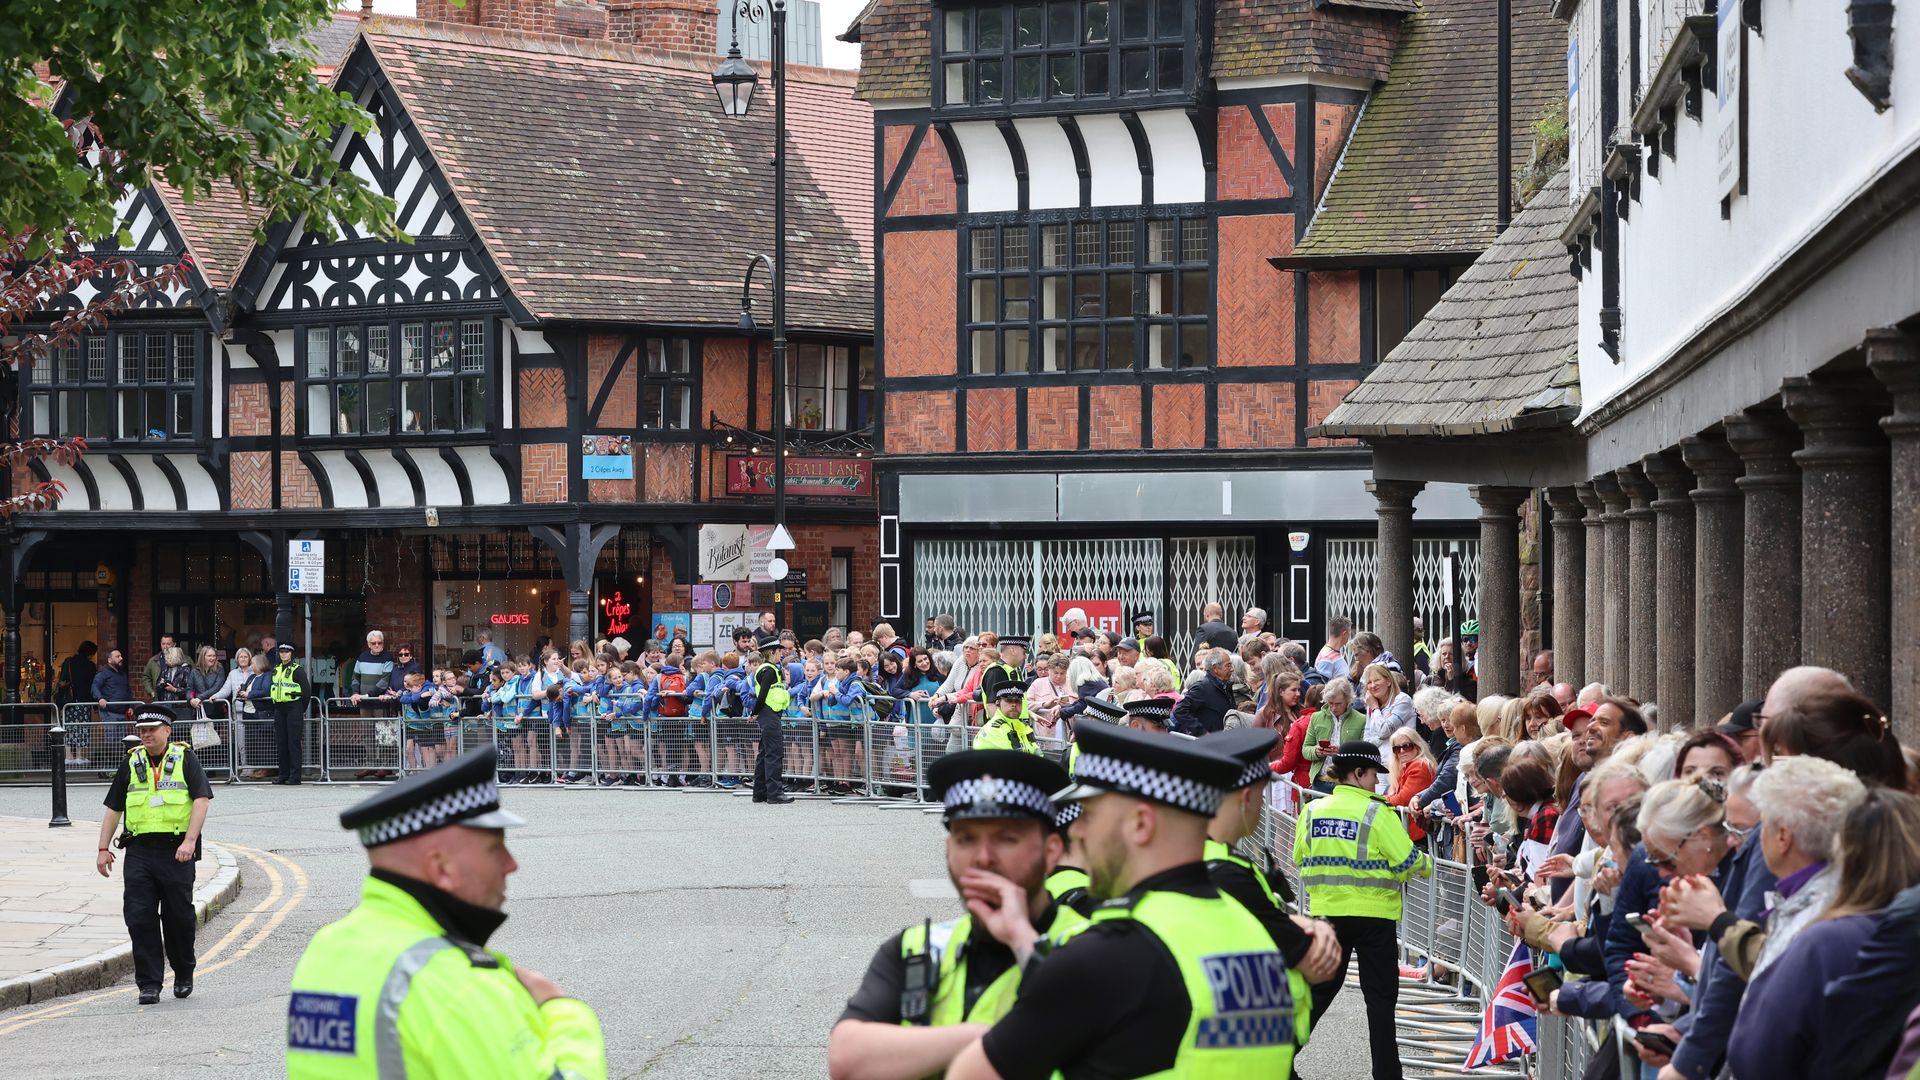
[691,584,714,610]
[582,435,634,479]
[714,614,748,644]
[698,524,750,581]
[1054,600,1123,637]
[1714,0,1744,200]
[648,613,690,645]
[691,614,715,648]
[725,454,874,497]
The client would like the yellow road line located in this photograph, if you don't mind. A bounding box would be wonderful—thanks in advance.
[0,842,309,1037]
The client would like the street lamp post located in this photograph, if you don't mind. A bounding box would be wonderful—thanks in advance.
[716,1,795,580]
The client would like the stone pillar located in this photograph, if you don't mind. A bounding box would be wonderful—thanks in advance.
[1472,485,1531,698]
[1724,409,1804,699]
[1643,451,1695,728]
[1576,483,1607,688]
[1367,479,1425,667]
[1545,487,1586,688]
[1593,474,1631,692]
[1869,329,1920,740]
[568,589,592,647]
[1784,373,1893,710]
[1615,464,1658,703]
[1681,433,1746,721]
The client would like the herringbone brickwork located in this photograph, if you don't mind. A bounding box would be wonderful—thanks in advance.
[703,336,751,427]
[279,452,323,508]
[1307,379,1361,447]
[966,387,1017,452]
[1307,271,1362,362]
[1025,386,1078,451]
[1088,385,1142,450]
[642,443,694,503]
[883,390,956,455]
[1218,213,1296,367]
[519,368,567,428]
[1217,104,1294,202]
[588,477,636,502]
[589,334,635,427]
[1314,102,1360,202]
[279,383,296,437]
[1152,384,1206,449]
[1217,382,1298,449]
[522,442,568,502]
[886,126,958,217]
[227,383,273,437]
[231,451,272,509]
[882,230,957,378]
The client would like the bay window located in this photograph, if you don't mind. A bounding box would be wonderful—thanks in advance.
[27,328,200,442]
[301,317,489,436]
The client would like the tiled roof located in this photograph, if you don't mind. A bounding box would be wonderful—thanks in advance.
[1293,0,1564,259]
[1321,0,1420,13]
[153,180,257,290]
[363,17,873,333]
[1313,169,1579,438]
[1213,1,1404,84]
[850,0,932,102]
[307,11,367,76]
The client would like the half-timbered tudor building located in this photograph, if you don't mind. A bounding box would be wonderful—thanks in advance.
[7,5,876,689]
[847,0,1561,656]
[1322,0,1920,742]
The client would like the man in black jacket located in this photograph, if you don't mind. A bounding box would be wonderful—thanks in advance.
[1193,603,1239,652]
[1170,649,1236,736]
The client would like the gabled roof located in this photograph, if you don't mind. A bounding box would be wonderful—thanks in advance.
[153,180,256,291]
[849,0,931,102]
[1213,0,1405,83]
[1313,168,1579,439]
[353,18,873,332]
[307,10,367,77]
[1293,0,1564,260]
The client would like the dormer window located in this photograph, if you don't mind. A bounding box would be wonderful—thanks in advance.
[938,0,1191,111]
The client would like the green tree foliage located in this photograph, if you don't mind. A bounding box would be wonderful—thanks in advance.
[1,0,397,254]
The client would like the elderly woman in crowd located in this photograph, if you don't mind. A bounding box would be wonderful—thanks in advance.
[1300,678,1367,791]
[1023,652,1074,737]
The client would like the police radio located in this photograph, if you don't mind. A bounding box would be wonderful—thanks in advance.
[899,919,934,1026]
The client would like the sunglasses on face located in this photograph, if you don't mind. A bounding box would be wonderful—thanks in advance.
[1393,743,1418,754]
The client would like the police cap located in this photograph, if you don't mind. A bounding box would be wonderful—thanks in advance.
[1120,695,1176,727]
[132,705,176,729]
[1053,721,1241,817]
[1130,611,1155,627]
[998,636,1030,652]
[993,679,1029,702]
[1079,697,1127,725]
[339,744,526,848]
[1208,727,1280,790]
[928,750,1070,827]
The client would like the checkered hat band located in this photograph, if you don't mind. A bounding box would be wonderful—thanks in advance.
[357,780,500,847]
[1073,752,1225,815]
[944,778,1055,820]
[1126,703,1172,722]
[1054,802,1083,829]
[1083,700,1126,721]
[1231,759,1271,790]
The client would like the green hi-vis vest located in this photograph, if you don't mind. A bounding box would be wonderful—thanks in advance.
[1293,782,1433,920]
[1046,866,1092,915]
[898,905,1087,1028]
[1204,839,1280,909]
[124,743,193,836]
[973,713,1039,754]
[977,663,1029,718]
[755,664,791,712]
[1079,888,1311,1077]
[287,876,606,1080]
[270,661,304,703]
[1162,659,1184,692]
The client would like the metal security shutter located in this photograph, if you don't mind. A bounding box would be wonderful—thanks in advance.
[1166,537,1257,663]
[913,538,1164,640]
[1324,537,1481,647]
[1037,539,1162,637]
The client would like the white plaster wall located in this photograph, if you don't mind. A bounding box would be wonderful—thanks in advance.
[1012,118,1078,209]
[167,454,222,511]
[454,446,513,505]
[950,121,1019,212]
[1139,110,1205,204]
[1079,113,1142,206]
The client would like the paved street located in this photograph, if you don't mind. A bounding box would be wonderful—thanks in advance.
[0,782,1375,1078]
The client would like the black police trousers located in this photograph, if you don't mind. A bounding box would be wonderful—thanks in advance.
[273,701,305,782]
[123,843,196,992]
[752,706,784,799]
[1307,914,1403,1080]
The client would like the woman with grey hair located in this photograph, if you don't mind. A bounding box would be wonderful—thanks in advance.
[1744,755,1867,974]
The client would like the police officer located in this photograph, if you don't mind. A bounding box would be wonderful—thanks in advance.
[975,638,1025,712]
[947,722,1311,1079]
[287,745,605,1079]
[95,705,213,1005]
[747,648,794,804]
[1119,695,1175,734]
[270,641,312,784]
[830,750,1084,1079]
[1044,802,1093,916]
[972,682,1036,753]
[1205,728,1341,980]
[1295,740,1433,1080]
[1129,611,1154,652]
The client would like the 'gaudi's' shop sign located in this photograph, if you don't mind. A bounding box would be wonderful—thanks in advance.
[724,455,873,498]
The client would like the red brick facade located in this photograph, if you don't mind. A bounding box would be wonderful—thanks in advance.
[230,451,273,509]
[1152,385,1206,449]
[605,0,717,53]
[641,443,694,502]
[1217,382,1297,449]
[587,334,635,428]
[883,390,957,455]
[881,230,956,379]
[1025,386,1078,451]
[884,126,958,218]
[518,368,567,428]
[226,383,273,437]
[1088,385,1142,450]
[1217,104,1294,202]
[280,452,323,508]
[965,387,1017,453]
[417,0,556,35]
[1217,213,1296,368]
[522,442,569,502]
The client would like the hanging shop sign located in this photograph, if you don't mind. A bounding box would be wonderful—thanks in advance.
[583,435,634,480]
[725,454,873,498]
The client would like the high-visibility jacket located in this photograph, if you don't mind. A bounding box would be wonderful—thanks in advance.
[1161,658,1183,692]
[753,664,791,713]
[897,905,1086,1027]
[1205,839,1279,909]
[124,743,193,836]
[1046,866,1092,915]
[1078,886,1311,1076]
[977,662,1028,719]
[972,712,1038,754]
[1294,782,1431,919]
[270,661,306,703]
[287,875,605,1080]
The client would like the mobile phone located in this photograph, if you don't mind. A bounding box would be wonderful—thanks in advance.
[1624,912,1655,934]
[1504,886,1528,912]
[1634,1030,1677,1056]
[1521,967,1562,1004]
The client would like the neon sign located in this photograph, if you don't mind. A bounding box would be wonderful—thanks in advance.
[600,590,632,636]
[490,613,530,626]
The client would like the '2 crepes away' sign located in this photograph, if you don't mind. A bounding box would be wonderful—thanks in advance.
[725,454,873,498]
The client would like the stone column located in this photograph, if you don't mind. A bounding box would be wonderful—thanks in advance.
[1576,483,1607,688]
[1642,452,1696,728]
[1367,479,1425,667]
[1785,373,1893,710]
[1472,485,1531,698]
[1869,329,1920,740]
[1724,409,1804,699]
[1546,487,1586,688]
[1615,464,1658,704]
[1593,474,1631,692]
[1681,433,1746,721]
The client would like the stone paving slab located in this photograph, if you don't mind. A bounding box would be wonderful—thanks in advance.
[0,816,240,1008]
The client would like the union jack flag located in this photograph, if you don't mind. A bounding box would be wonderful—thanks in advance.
[1463,940,1539,1069]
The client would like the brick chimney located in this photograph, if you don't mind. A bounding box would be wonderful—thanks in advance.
[415,0,558,36]
[607,0,719,54]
